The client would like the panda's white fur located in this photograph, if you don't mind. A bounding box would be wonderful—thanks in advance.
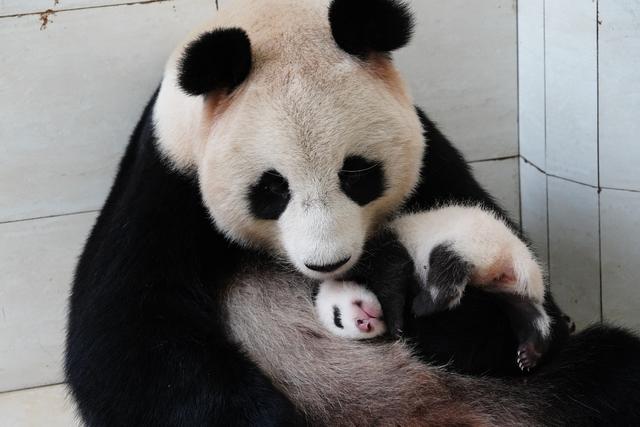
[313,205,550,341]
[153,0,544,296]
[393,206,545,303]
[392,205,550,339]
[154,0,424,278]
[153,0,551,389]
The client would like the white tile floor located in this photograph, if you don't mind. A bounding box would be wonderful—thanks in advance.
[0,384,80,427]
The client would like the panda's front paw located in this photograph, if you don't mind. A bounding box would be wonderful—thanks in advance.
[394,206,546,307]
[315,281,386,340]
[411,244,471,317]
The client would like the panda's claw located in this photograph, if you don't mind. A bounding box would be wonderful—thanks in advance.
[516,342,541,372]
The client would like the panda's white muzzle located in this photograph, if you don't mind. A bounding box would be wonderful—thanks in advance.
[279,195,364,280]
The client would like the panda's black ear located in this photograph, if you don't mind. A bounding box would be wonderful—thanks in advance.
[178,28,252,96]
[328,0,414,57]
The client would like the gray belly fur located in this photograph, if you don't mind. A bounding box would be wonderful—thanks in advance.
[224,265,546,426]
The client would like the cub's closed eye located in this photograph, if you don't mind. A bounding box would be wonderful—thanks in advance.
[249,169,291,220]
[339,156,385,206]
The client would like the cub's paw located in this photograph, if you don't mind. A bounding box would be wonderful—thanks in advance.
[503,295,552,372]
[517,343,542,372]
[315,281,386,340]
[516,328,551,372]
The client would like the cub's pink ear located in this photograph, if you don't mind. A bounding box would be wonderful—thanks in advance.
[178,28,252,96]
[328,0,414,57]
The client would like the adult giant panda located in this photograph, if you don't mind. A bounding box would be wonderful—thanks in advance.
[66,0,640,425]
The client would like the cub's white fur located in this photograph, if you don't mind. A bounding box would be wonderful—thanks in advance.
[315,281,386,339]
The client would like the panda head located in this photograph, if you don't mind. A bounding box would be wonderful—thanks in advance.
[154,0,423,279]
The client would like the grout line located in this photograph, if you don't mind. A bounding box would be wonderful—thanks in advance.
[545,173,551,280]
[468,155,519,164]
[545,172,598,189]
[596,0,604,324]
[520,155,546,175]
[0,210,98,226]
[542,0,548,173]
[543,0,551,279]
[521,155,640,194]
[515,0,523,230]
[597,189,604,323]
[517,155,523,230]
[0,382,65,396]
[0,0,172,19]
[599,185,640,194]
[515,0,521,167]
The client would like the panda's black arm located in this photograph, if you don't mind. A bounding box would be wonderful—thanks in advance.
[65,96,301,427]
[402,108,515,229]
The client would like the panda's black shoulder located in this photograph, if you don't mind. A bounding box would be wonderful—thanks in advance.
[414,107,469,176]
[75,88,249,297]
[400,107,496,213]
[67,91,299,425]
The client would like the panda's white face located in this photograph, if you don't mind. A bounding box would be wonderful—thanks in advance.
[197,65,422,279]
[154,1,424,279]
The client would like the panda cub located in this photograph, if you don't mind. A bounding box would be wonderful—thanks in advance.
[315,212,570,376]
[316,280,387,339]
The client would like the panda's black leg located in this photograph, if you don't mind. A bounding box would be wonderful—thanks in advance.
[412,244,553,371]
[411,244,472,317]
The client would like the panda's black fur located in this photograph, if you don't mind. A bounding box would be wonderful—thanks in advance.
[66,93,304,426]
[345,231,572,377]
[341,110,572,377]
[178,28,252,96]
[67,89,640,425]
[328,0,414,57]
[65,0,640,424]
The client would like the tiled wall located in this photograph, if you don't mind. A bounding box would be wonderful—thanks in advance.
[397,0,521,221]
[518,0,640,330]
[0,0,526,396]
[0,0,216,394]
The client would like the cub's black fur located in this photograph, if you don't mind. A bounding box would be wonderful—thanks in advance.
[329,0,414,56]
[178,28,252,96]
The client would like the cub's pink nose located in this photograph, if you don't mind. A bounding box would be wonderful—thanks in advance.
[354,300,382,333]
[357,319,372,333]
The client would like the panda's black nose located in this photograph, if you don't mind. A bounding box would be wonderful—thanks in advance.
[305,257,351,273]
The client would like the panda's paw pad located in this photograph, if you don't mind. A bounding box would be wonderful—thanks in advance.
[315,281,387,340]
[517,342,542,372]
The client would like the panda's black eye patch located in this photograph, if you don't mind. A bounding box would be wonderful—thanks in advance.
[339,156,385,206]
[248,169,291,220]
